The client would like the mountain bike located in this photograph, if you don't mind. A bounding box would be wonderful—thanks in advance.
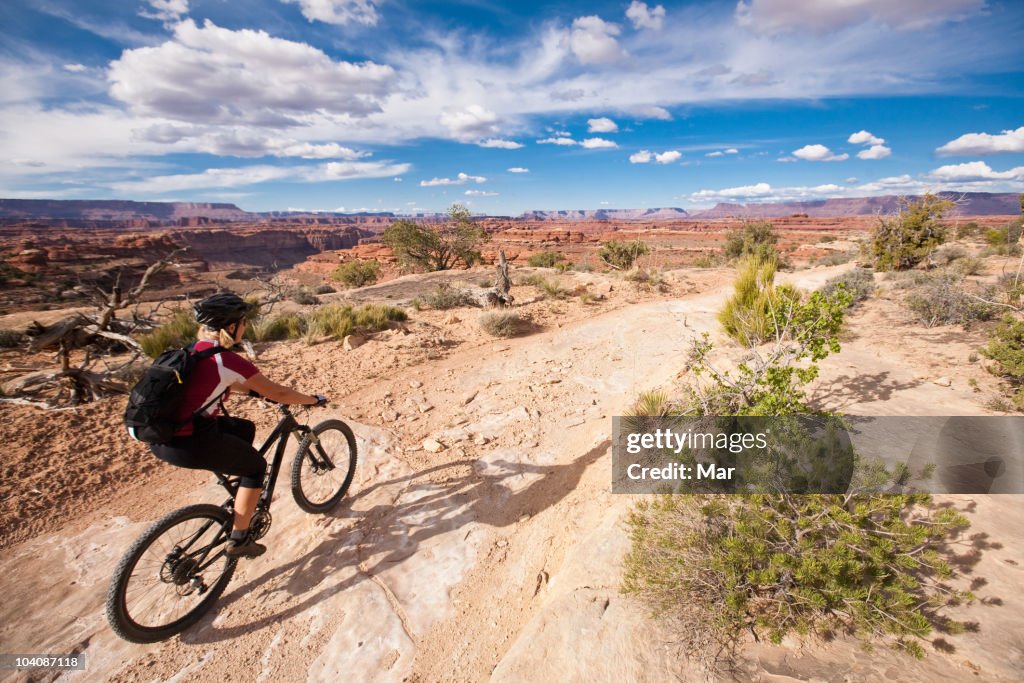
[105,396,357,644]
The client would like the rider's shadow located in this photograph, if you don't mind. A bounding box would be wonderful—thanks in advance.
[190,438,609,643]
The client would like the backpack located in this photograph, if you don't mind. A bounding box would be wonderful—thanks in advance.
[124,343,227,444]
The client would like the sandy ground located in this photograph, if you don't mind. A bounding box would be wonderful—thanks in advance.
[1,262,1022,682]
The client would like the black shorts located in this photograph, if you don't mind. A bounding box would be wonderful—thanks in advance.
[150,416,266,489]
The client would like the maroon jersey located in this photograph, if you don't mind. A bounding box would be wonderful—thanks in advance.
[174,341,259,437]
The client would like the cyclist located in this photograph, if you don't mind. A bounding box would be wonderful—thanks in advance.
[149,292,326,558]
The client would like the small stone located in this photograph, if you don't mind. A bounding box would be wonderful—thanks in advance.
[462,390,479,405]
[444,313,461,325]
[381,410,399,422]
[474,434,490,446]
[423,438,445,453]
[343,334,366,350]
[418,403,434,413]
[410,380,423,388]
[933,377,952,387]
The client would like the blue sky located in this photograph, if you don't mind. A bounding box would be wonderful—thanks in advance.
[1,0,1022,215]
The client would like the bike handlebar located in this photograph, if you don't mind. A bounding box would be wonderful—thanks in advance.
[247,390,327,407]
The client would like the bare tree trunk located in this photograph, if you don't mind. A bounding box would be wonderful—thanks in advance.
[482,250,514,308]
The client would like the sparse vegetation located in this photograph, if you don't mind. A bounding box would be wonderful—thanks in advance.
[0,329,24,348]
[527,251,565,268]
[816,250,854,267]
[139,308,199,358]
[479,311,520,337]
[717,255,800,345]
[722,221,779,261]
[521,273,569,298]
[868,194,952,271]
[332,259,381,288]
[953,256,986,276]
[382,204,489,271]
[984,220,1023,256]
[249,313,305,342]
[821,267,874,306]
[932,244,968,266]
[424,283,476,309]
[692,253,720,268]
[956,221,981,238]
[289,288,319,306]
[305,303,407,340]
[981,315,1024,409]
[314,284,337,295]
[903,272,997,328]
[624,267,668,292]
[598,239,649,270]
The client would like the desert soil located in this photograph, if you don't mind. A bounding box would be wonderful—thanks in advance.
[0,262,1022,682]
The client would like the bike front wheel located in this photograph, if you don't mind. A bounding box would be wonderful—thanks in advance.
[106,504,237,643]
[291,419,358,513]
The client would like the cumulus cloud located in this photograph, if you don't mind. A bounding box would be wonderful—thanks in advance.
[108,19,396,124]
[465,190,499,196]
[857,144,892,160]
[848,130,885,145]
[725,148,738,154]
[630,149,678,163]
[587,117,618,133]
[581,137,618,149]
[537,136,578,146]
[140,0,189,23]
[63,63,87,73]
[478,138,524,149]
[706,148,739,157]
[706,151,723,157]
[792,144,848,161]
[419,172,487,187]
[655,150,681,164]
[507,167,529,173]
[736,0,984,34]
[131,124,371,159]
[440,105,501,141]
[635,106,672,120]
[626,2,666,31]
[570,16,625,65]
[691,182,773,200]
[927,161,1024,181]
[629,150,652,163]
[936,126,1024,155]
[281,0,379,27]
[690,181,847,203]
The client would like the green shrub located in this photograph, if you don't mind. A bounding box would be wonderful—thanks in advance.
[933,244,967,266]
[981,315,1024,408]
[332,259,380,288]
[984,219,1023,251]
[315,284,337,295]
[249,313,305,342]
[353,303,407,330]
[424,283,476,309]
[290,288,319,306]
[953,256,986,276]
[305,303,407,340]
[0,329,23,348]
[819,235,837,243]
[869,194,952,271]
[996,273,1024,306]
[821,268,874,305]
[598,239,649,270]
[718,255,800,344]
[956,222,981,238]
[139,308,199,358]
[527,251,565,268]
[624,492,971,661]
[723,221,779,261]
[904,273,997,328]
[521,273,569,298]
[479,311,520,337]
[692,253,719,268]
[382,204,488,271]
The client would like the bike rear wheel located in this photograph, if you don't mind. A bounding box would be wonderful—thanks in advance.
[106,504,237,643]
[291,419,358,513]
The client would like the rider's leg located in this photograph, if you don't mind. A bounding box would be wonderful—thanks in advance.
[232,486,261,532]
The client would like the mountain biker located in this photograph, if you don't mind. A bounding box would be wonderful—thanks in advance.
[149,292,326,558]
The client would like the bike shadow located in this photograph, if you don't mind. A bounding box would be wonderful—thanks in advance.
[187,438,610,643]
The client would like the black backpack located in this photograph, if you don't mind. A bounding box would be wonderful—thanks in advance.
[124,343,227,444]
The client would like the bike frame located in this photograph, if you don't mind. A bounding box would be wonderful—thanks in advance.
[214,403,312,514]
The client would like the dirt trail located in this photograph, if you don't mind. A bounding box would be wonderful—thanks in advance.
[1,265,1021,682]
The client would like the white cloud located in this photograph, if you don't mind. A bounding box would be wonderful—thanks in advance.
[537,136,578,146]
[587,117,618,133]
[581,137,618,149]
[846,177,859,183]
[419,172,487,187]
[691,182,773,200]
[629,150,652,163]
[725,148,738,154]
[736,0,984,34]
[131,124,372,160]
[108,20,396,124]
[626,2,666,31]
[690,182,850,204]
[62,63,87,73]
[508,167,529,173]
[439,105,500,141]
[140,0,189,23]
[635,106,672,120]
[570,16,625,65]
[848,130,885,145]
[109,160,409,193]
[478,138,524,149]
[936,126,1024,155]
[927,161,1024,181]
[465,190,499,196]
[654,150,681,164]
[857,144,892,160]
[792,144,849,161]
[706,151,724,157]
[281,0,379,27]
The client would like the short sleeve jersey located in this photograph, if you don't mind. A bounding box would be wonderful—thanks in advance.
[174,341,260,437]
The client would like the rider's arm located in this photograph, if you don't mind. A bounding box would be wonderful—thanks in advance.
[236,373,319,405]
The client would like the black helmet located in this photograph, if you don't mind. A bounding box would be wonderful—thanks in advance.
[193,293,254,329]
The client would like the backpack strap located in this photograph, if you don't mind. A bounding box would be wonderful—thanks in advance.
[187,342,231,420]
